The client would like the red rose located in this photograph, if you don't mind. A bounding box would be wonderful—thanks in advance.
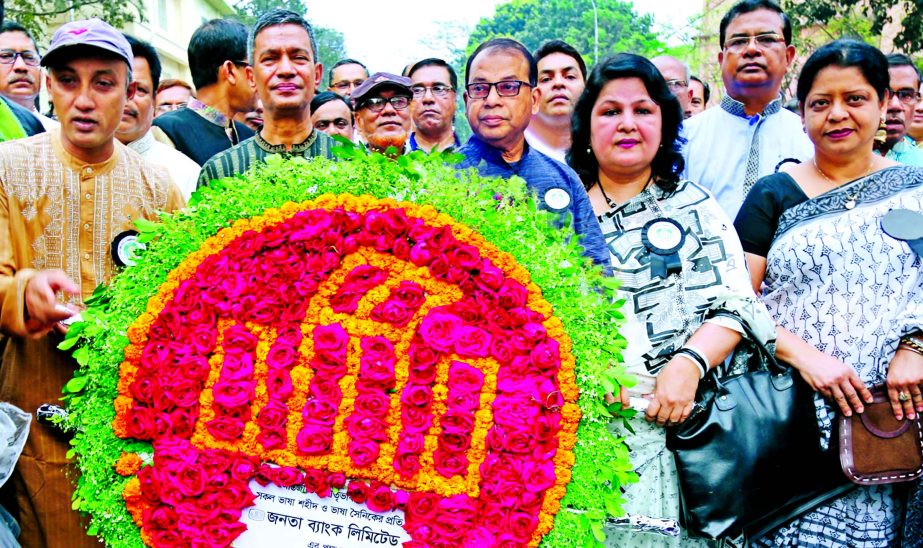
[230,455,258,482]
[440,431,472,452]
[428,225,456,252]
[124,405,155,439]
[174,462,206,497]
[393,281,425,308]
[400,384,432,409]
[303,468,328,494]
[447,266,471,285]
[216,481,256,509]
[358,363,396,391]
[476,260,505,291]
[401,405,433,433]
[145,505,177,530]
[434,449,469,477]
[489,336,515,364]
[312,322,349,355]
[449,361,485,395]
[169,407,197,438]
[256,429,286,450]
[487,425,535,454]
[129,374,158,404]
[367,484,395,513]
[354,392,392,417]
[347,415,387,441]
[348,438,381,467]
[409,242,434,266]
[347,480,369,504]
[308,375,343,403]
[383,208,409,236]
[451,297,485,325]
[448,244,481,269]
[256,400,289,430]
[419,311,462,353]
[440,411,474,434]
[275,466,304,487]
[206,416,245,440]
[406,492,440,523]
[371,300,415,327]
[302,398,339,425]
[212,380,253,408]
[394,451,422,477]
[266,368,293,400]
[429,254,450,278]
[176,354,210,382]
[409,340,439,368]
[149,528,184,548]
[296,424,333,454]
[531,411,561,441]
[137,466,162,504]
[165,380,201,409]
[498,279,528,309]
[530,339,561,373]
[204,521,247,547]
[329,472,347,489]
[266,343,298,370]
[223,324,259,352]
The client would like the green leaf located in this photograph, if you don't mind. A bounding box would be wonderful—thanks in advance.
[63,375,87,394]
[591,521,606,542]
[72,346,89,367]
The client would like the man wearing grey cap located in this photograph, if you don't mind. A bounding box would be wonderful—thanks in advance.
[198,9,336,187]
[351,72,413,156]
[0,18,184,545]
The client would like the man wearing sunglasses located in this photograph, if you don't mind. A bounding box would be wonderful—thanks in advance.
[457,38,609,268]
[408,58,459,153]
[0,21,56,131]
[153,18,257,166]
[683,0,812,219]
[880,53,923,166]
[351,72,413,156]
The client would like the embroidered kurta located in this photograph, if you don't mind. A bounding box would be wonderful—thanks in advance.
[0,130,184,546]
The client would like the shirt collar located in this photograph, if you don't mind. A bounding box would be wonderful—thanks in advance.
[720,94,782,120]
[254,129,318,154]
[409,130,461,152]
[188,98,233,128]
[465,134,530,165]
[50,128,119,175]
[126,129,155,155]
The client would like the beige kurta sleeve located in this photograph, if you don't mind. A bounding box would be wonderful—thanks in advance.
[0,185,38,337]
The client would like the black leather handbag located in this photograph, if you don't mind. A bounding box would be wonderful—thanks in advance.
[665,312,853,540]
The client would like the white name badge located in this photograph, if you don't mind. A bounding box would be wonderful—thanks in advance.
[233,481,411,548]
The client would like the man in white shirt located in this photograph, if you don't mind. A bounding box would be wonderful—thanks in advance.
[524,40,586,164]
[0,21,58,130]
[683,0,812,219]
[116,35,199,199]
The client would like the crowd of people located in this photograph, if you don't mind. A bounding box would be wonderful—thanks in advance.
[0,0,921,546]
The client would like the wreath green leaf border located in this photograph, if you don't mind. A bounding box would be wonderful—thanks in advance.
[60,148,636,547]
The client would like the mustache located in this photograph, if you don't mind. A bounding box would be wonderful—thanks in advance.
[7,75,34,85]
[123,107,139,118]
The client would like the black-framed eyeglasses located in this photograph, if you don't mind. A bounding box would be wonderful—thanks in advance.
[359,95,411,112]
[465,80,531,99]
[411,84,454,98]
[0,49,40,66]
[664,79,688,91]
[723,33,785,53]
[890,88,921,105]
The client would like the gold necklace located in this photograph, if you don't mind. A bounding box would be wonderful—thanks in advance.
[812,157,876,210]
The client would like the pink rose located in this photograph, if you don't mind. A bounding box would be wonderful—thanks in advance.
[149,528,184,548]
[434,449,469,477]
[203,521,247,547]
[440,411,474,434]
[344,264,387,290]
[275,466,304,487]
[206,416,245,440]
[429,253,450,278]
[409,340,439,367]
[266,343,298,370]
[360,336,395,362]
[491,394,540,428]
[230,455,258,482]
[256,400,289,430]
[394,451,422,477]
[498,279,528,309]
[463,527,497,548]
[522,460,556,493]
[448,244,481,269]
[145,505,177,530]
[216,481,256,510]
[393,281,425,308]
[302,398,339,425]
[451,297,485,325]
[309,375,343,403]
[419,311,463,353]
[440,431,472,452]
[220,351,254,381]
[256,429,286,451]
[296,424,333,455]
[124,405,155,439]
[489,336,515,364]
[329,472,346,489]
[349,438,381,467]
[367,484,395,513]
[329,291,364,314]
[487,425,535,454]
[400,384,433,409]
[212,380,253,408]
[371,301,415,327]
[398,432,425,454]
[223,324,259,352]
[406,492,440,523]
[449,361,485,395]
[409,242,434,267]
[164,380,200,409]
[530,339,561,372]
[428,225,457,252]
[266,368,293,400]
[174,462,206,497]
[401,405,433,433]
[476,260,505,291]
[129,374,158,404]
[392,237,411,260]
[169,407,197,438]
[354,392,391,417]
[533,377,564,410]
[347,415,387,442]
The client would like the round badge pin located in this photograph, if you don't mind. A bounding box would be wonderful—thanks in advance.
[543,187,571,211]
[643,218,684,254]
[111,230,146,268]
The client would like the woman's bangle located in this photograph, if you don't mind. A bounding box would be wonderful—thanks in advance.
[674,346,709,379]
[900,336,923,356]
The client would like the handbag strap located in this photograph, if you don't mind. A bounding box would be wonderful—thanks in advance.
[710,310,787,376]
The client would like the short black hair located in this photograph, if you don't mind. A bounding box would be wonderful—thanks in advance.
[886,52,922,88]
[124,34,162,91]
[310,90,353,122]
[407,58,458,89]
[0,21,38,52]
[465,38,537,87]
[797,39,889,107]
[569,53,686,190]
[187,19,249,90]
[248,8,317,64]
[719,0,791,49]
[534,40,587,80]
[328,58,369,87]
[690,75,711,104]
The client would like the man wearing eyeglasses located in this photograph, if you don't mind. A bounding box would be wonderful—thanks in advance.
[328,58,369,99]
[0,22,57,131]
[682,0,812,220]
[456,38,609,268]
[651,55,693,119]
[153,19,257,166]
[198,9,336,187]
[350,72,413,156]
[407,58,459,153]
[154,78,194,117]
[880,53,923,166]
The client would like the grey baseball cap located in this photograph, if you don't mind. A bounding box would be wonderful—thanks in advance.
[350,72,412,108]
[40,18,134,72]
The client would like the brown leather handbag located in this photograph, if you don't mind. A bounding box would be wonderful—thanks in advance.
[838,384,923,485]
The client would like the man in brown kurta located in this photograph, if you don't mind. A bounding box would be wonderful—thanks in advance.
[0,19,184,546]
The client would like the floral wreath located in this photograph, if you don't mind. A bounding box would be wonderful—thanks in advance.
[61,150,636,547]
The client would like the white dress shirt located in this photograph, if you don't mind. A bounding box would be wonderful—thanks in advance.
[127,129,200,199]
